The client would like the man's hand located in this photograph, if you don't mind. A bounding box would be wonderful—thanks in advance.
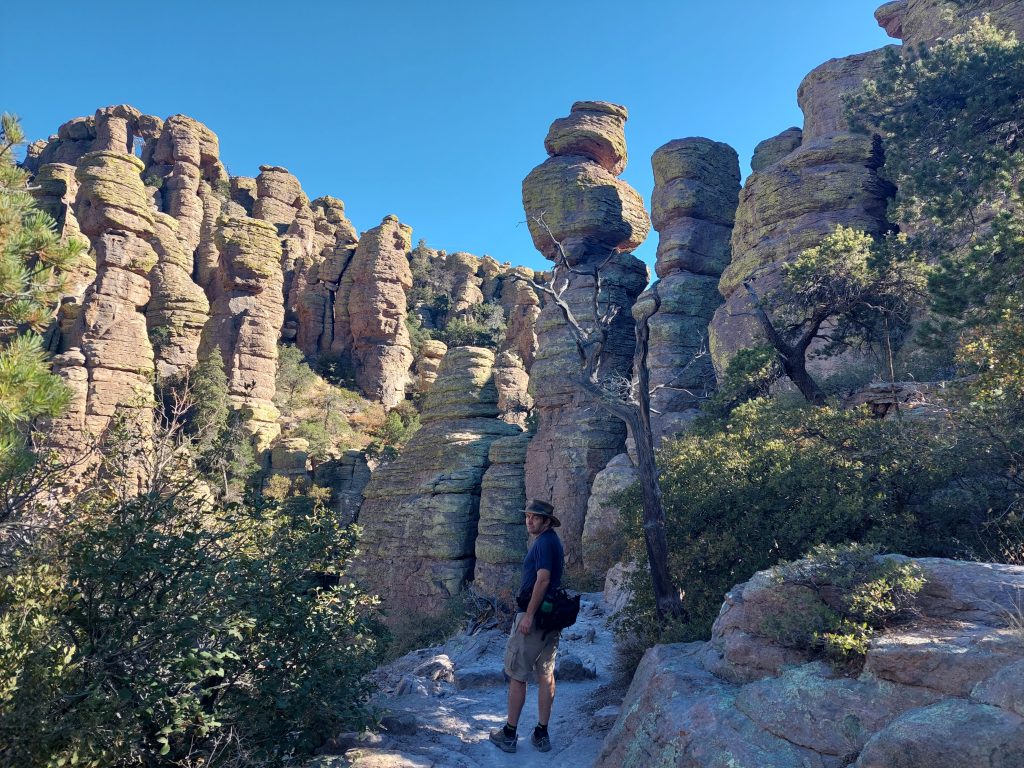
[518,613,534,635]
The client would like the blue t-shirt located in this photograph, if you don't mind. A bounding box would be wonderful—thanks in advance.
[517,528,564,606]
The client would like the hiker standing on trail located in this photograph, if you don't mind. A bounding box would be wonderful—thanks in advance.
[489,499,564,754]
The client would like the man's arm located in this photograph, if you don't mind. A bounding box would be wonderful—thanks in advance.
[518,568,551,635]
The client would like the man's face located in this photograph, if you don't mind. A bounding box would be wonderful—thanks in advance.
[525,512,550,536]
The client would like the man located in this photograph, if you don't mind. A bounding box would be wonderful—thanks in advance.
[489,499,564,754]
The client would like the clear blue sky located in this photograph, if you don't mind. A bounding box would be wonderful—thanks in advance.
[4,1,893,273]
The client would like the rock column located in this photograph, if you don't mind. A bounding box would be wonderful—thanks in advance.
[521,101,650,564]
[356,347,520,617]
[642,138,739,442]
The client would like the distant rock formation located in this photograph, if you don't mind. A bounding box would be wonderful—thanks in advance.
[474,432,532,598]
[498,266,540,371]
[597,556,1024,768]
[199,215,285,452]
[642,138,739,442]
[522,101,650,564]
[492,350,532,429]
[344,215,415,409]
[356,347,519,617]
[414,339,448,393]
[709,48,895,379]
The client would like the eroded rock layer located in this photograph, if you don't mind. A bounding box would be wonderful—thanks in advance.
[356,347,520,617]
[522,101,650,564]
[597,557,1024,768]
[709,48,894,376]
[642,138,739,442]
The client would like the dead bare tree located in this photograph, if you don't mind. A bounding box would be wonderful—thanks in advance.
[529,214,684,622]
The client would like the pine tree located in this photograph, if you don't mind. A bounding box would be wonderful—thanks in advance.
[0,113,84,466]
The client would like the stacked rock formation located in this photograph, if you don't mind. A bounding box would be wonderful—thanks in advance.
[343,215,415,409]
[641,138,740,443]
[522,101,650,564]
[446,251,485,319]
[312,450,372,525]
[356,347,520,617]
[709,46,895,377]
[473,432,532,598]
[198,215,285,452]
[46,151,158,482]
[414,339,448,392]
[492,350,532,429]
[146,213,209,379]
[597,556,1024,768]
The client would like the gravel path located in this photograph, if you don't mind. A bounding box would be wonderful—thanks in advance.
[312,592,621,768]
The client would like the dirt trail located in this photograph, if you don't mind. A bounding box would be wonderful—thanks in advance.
[313,593,621,768]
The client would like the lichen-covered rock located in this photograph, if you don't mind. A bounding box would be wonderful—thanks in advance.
[198,215,285,452]
[750,126,802,173]
[798,47,895,142]
[582,453,637,577]
[446,251,485,318]
[882,0,1024,47]
[74,151,154,237]
[523,156,650,265]
[355,347,520,617]
[597,556,1024,768]
[253,165,307,229]
[345,215,414,409]
[92,104,142,154]
[522,102,650,565]
[644,138,739,443]
[146,213,210,379]
[313,449,371,525]
[230,176,258,214]
[414,339,448,393]
[474,433,531,598]
[492,351,532,429]
[543,100,629,175]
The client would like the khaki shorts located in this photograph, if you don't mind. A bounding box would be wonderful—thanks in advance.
[503,612,559,682]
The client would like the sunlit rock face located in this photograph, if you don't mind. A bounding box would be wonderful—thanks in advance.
[522,100,650,565]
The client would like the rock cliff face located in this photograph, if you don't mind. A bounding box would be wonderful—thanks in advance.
[46,151,158,483]
[199,215,285,452]
[343,215,414,410]
[643,138,739,442]
[709,47,895,378]
[355,347,520,617]
[877,0,1024,47]
[597,556,1024,768]
[522,101,650,564]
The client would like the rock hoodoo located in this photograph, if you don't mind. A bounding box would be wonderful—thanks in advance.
[355,346,520,617]
[522,101,650,564]
[709,48,894,377]
[597,556,1024,768]
[343,215,414,410]
[642,137,740,442]
[198,215,285,452]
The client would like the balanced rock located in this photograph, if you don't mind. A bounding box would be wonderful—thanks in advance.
[253,165,307,230]
[498,266,540,371]
[750,126,802,173]
[492,350,532,429]
[344,215,414,409]
[414,339,448,393]
[523,102,649,564]
[356,347,520,618]
[446,251,485,319]
[643,138,740,443]
[543,100,629,175]
[474,432,531,599]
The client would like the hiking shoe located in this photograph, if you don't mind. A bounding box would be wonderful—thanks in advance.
[489,728,517,753]
[531,730,551,752]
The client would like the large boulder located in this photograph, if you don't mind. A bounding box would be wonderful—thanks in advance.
[597,556,1024,768]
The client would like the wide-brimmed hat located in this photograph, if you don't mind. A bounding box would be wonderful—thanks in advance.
[525,499,560,528]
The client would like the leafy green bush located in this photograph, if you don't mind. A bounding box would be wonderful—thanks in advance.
[365,403,420,462]
[760,544,925,666]
[435,303,507,351]
[0,486,384,767]
[617,395,1017,644]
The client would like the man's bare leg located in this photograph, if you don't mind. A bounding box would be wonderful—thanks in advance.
[507,678,527,727]
[537,673,555,725]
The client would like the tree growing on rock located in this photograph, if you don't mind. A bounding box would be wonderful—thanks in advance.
[744,226,927,405]
[528,214,683,622]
